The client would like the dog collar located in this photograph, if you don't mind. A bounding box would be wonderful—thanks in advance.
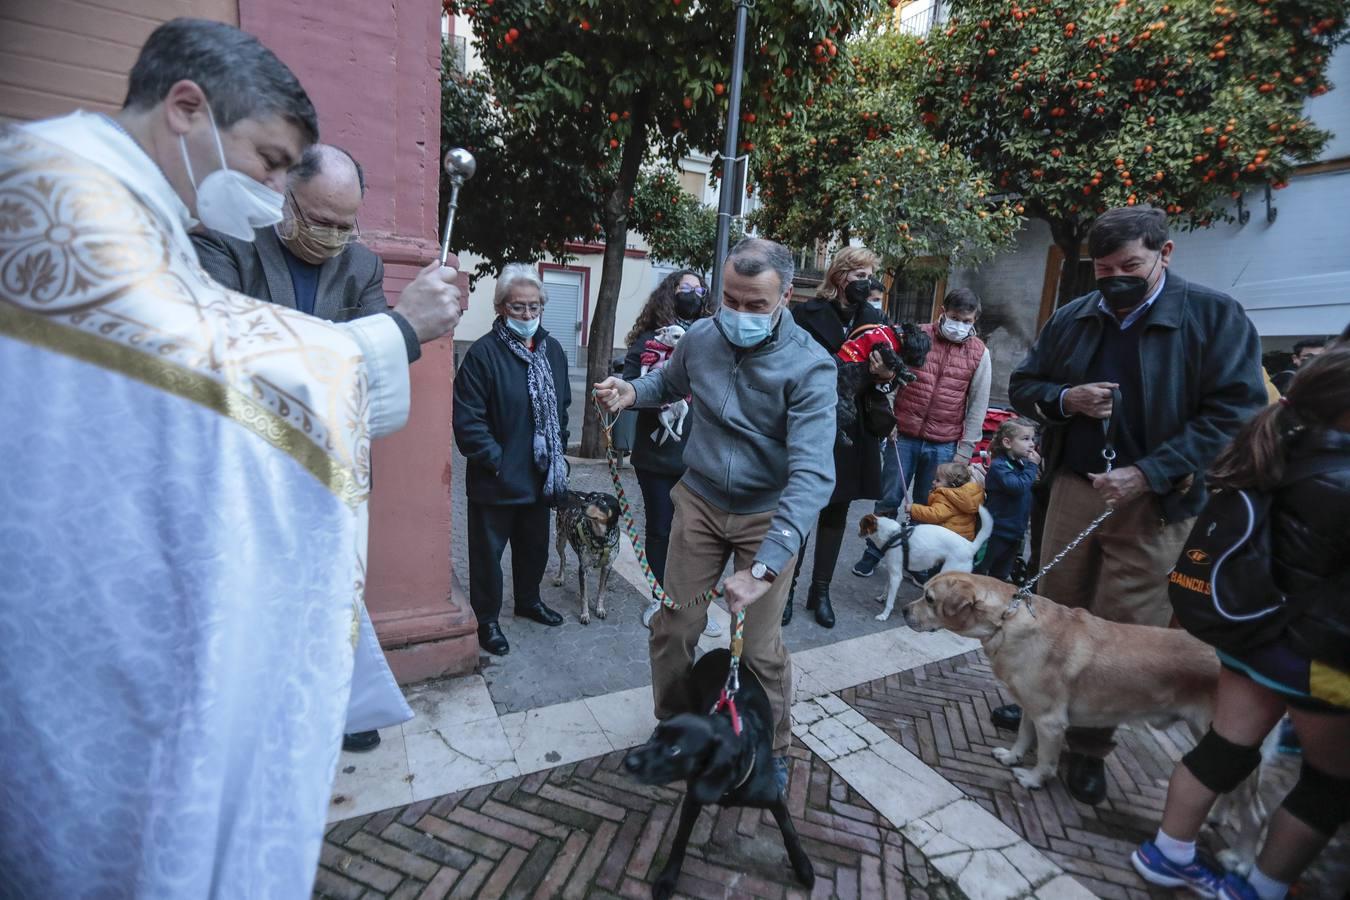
[730,752,755,793]
[1001,591,1036,621]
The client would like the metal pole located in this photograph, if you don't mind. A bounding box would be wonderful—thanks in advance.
[440,181,463,266]
[709,0,752,304]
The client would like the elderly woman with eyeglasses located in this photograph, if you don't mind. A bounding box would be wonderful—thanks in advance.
[453,264,571,656]
[621,269,721,636]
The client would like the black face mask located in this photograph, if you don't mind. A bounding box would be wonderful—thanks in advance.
[1096,254,1160,312]
[844,279,873,307]
[673,290,704,320]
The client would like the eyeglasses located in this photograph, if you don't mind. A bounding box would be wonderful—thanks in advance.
[505,303,544,317]
[287,192,360,243]
[680,285,709,297]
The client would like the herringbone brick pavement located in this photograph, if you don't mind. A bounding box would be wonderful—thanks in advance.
[316,742,962,900]
[845,651,1349,900]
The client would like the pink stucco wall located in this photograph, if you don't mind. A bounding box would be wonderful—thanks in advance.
[242,0,477,680]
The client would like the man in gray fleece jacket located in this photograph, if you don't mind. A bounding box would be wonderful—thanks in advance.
[595,238,836,792]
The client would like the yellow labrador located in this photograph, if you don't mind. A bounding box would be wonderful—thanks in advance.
[902,572,1221,790]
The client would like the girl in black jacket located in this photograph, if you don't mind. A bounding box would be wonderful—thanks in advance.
[1131,347,1350,900]
[621,269,719,634]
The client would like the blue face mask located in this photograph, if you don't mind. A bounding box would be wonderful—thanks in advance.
[505,316,540,339]
[717,305,777,348]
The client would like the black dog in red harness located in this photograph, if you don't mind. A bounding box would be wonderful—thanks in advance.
[623,648,814,899]
[835,321,931,446]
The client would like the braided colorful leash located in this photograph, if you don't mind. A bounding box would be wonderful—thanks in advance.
[591,394,746,671]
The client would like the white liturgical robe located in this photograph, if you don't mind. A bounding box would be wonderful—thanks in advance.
[0,113,411,898]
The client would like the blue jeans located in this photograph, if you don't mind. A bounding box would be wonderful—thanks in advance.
[861,436,956,569]
[874,436,956,515]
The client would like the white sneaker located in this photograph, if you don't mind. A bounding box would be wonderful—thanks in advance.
[642,602,660,629]
[703,616,722,637]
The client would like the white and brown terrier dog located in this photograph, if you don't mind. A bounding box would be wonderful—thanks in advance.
[641,324,689,446]
[553,490,622,624]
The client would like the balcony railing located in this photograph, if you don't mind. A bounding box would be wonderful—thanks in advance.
[894,0,944,37]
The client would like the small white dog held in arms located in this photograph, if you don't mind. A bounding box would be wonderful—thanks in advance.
[858,510,994,621]
[646,323,689,446]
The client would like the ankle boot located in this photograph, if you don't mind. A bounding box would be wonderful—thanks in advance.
[781,575,800,626]
[807,581,835,629]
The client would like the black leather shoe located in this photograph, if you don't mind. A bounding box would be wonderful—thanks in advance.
[807,581,835,629]
[342,730,380,752]
[477,622,510,655]
[1065,752,1108,806]
[991,704,1022,731]
[514,600,563,627]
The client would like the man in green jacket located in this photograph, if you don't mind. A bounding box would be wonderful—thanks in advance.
[1008,205,1267,805]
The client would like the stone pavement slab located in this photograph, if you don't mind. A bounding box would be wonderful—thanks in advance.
[317,742,965,900]
[453,442,935,717]
[845,651,1350,900]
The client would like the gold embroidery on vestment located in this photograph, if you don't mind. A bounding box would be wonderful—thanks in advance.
[1,124,373,505]
[0,302,367,507]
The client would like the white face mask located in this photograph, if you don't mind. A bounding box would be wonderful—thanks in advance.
[939,316,975,342]
[180,104,284,241]
[867,299,883,311]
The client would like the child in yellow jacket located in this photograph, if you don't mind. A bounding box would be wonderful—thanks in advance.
[909,462,985,540]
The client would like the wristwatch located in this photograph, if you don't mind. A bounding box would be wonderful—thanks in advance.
[750,562,777,583]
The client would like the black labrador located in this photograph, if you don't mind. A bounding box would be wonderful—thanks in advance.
[623,649,814,900]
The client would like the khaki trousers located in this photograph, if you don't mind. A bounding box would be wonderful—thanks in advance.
[650,482,797,751]
[1038,472,1194,758]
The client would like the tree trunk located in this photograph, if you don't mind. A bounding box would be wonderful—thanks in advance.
[579,97,650,459]
[1048,217,1089,310]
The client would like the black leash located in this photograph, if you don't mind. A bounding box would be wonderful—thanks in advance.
[1100,386,1124,473]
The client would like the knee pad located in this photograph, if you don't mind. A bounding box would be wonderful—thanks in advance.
[1181,729,1263,794]
[1282,760,1350,837]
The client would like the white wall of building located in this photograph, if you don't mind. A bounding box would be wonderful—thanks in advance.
[946,218,1054,407]
[454,247,695,367]
[1165,169,1349,339]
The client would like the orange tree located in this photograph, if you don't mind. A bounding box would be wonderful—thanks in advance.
[917,0,1348,303]
[630,167,743,273]
[748,31,1022,274]
[443,0,885,456]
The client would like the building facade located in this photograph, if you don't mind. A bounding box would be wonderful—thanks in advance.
[1,0,480,680]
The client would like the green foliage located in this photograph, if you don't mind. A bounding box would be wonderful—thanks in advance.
[439,54,604,280]
[442,0,891,453]
[630,167,742,272]
[917,0,1349,238]
[748,31,1021,268]
[444,0,889,172]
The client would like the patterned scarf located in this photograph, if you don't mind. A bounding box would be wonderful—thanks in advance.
[493,317,568,502]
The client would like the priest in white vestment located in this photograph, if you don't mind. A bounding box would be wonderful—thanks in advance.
[0,18,460,899]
